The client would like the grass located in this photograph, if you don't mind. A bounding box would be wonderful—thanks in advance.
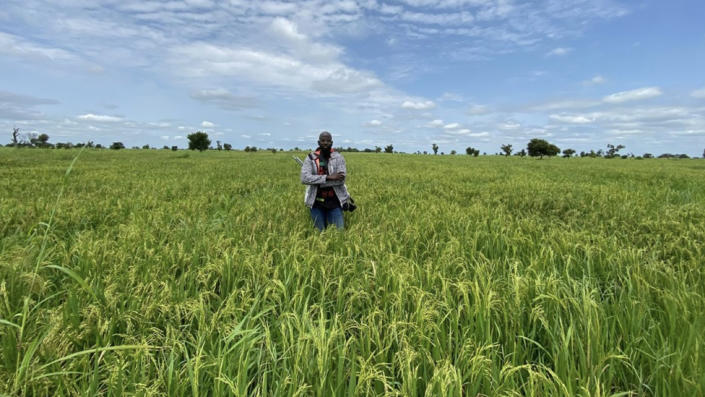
[1,148,704,395]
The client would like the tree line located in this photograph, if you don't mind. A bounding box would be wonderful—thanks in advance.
[5,128,702,159]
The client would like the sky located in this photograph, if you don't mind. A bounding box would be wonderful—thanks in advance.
[1,0,704,155]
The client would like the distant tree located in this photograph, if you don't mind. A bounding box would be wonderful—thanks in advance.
[271,148,277,154]
[216,140,222,150]
[515,149,527,157]
[384,144,393,153]
[163,145,170,150]
[131,146,140,149]
[500,144,513,156]
[86,141,94,148]
[423,151,428,155]
[605,144,625,158]
[450,150,456,155]
[142,144,150,149]
[465,147,479,156]
[702,148,704,158]
[223,143,232,151]
[31,133,50,148]
[432,143,439,155]
[187,131,210,151]
[374,146,382,153]
[562,148,576,158]
[110,142,125,150]
[643,153,653,159]
[11,127,20,146]
[527,138,560,159]
[171,146,178,151]
[95,144,104,149]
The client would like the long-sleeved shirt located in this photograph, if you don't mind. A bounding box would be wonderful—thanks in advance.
[300,151,351,208]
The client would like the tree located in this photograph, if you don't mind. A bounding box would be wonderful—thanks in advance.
[432,143,439,155]
[384,144,393,153]
[142,144,150,149]
[605,144,625,158]
[223,143,232,151]
[171,146,178,151]
[187,131,210,151]
[110,142,125,150]
[465,147,479,156]
[32,133,50,147]
[500,144,512,156]
[562,148,576,158]
[374,146,381,153]
[527,139,560,159]
[515,149,527,157]
[11,128,19,146]
[450,150,456,155]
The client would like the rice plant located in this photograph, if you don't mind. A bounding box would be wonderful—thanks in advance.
[1,148,703,395]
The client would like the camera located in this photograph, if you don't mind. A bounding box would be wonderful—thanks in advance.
[342,197,357,212]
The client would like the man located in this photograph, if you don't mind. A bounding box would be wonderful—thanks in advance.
[300,131,351,230]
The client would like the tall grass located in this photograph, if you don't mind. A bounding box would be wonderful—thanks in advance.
[1,148,703,395]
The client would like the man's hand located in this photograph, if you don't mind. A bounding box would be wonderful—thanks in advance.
[326,172,345,181]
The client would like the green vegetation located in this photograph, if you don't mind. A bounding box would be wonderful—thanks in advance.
[1,148,704,395]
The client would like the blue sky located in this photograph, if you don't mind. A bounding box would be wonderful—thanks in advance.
[1,0,704,155]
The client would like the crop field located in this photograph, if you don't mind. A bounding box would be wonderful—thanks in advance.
[1,148,704,396]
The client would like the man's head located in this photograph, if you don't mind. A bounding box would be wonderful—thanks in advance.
[318,131,333,156]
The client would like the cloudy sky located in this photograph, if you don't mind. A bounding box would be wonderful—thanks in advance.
[2,0,704,155]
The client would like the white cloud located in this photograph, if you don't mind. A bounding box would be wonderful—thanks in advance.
[427,119,444,128]
[77,113,123,122]
[191,89,257,110]
[402,100,436,110]
[547,47,572,56]
[584,75,606,85]
[608,129,643,135]
[174,135,183,140]
[499,121,520,130]
[549,114,594,124]
[603,87,662,103]
[241,134,252,138]
[467,104,489,115]
[365,119,382,127]
[530,99,602,111]
[148,122,171,128]
[160,135,170,140]
[444,128,472,136]
[691,87,705,98]
[469,131,489,137]
[443,122,460,129]
[438,92,463,102]
[0,31,77,62]
[201,120,215,127]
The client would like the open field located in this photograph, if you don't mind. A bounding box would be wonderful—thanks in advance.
[1,148,704,396]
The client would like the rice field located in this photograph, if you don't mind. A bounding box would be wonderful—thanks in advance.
[1,148,704,396]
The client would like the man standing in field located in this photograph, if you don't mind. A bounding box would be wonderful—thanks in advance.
[300,131,351,231]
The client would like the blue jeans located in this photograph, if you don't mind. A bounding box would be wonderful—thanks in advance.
[310,207,344,231]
